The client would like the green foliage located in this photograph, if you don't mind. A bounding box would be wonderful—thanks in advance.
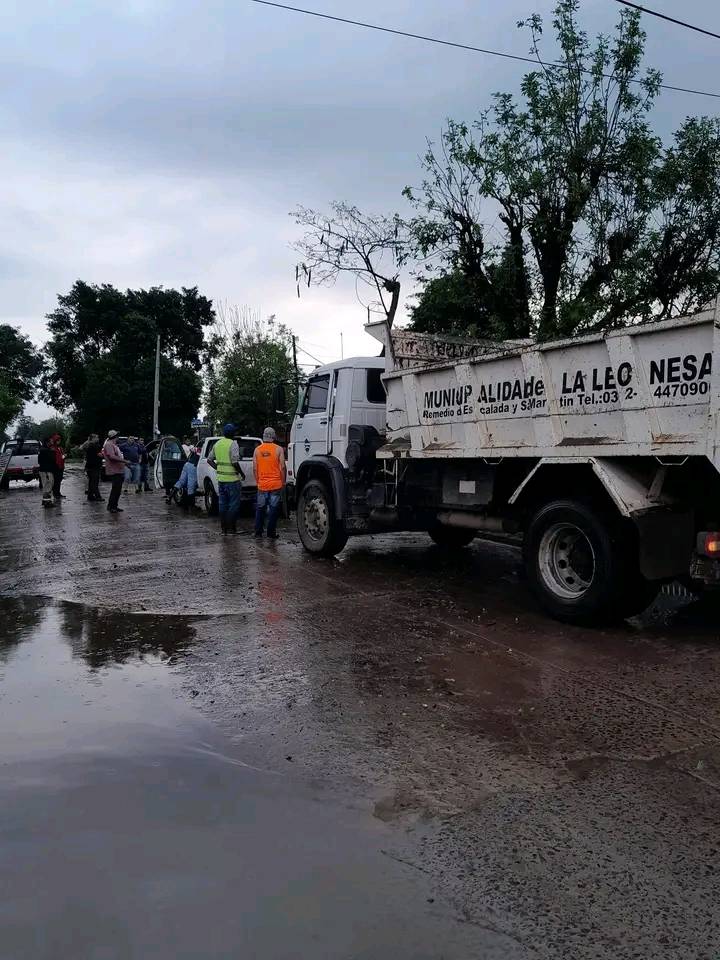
[0,325,43,433]
[207,307,295,436]
[405,0,720,340]
[43,281,213,437]
[30,416,71,445]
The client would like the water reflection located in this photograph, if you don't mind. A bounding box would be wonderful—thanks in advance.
[0,596,195,669]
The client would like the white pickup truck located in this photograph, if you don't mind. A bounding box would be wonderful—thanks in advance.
[196,435,262,514]
[0,438,41,489]
[286,304,720,624]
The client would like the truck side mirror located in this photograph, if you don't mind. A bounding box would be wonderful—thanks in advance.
[272,383,287,413]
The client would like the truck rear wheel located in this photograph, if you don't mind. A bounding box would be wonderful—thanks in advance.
[428,524,475,548]
[524,499,658,625]
[297,479,348,557]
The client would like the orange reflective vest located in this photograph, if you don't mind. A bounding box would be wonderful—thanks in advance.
[255,442,283,492]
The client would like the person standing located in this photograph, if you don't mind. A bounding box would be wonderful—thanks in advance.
[208,424,245,535]
[138,438,152,491]
[103,430,127,513]
[119,436,142,494]
[38,437,57,508]
[253,427,286,540]
[84,434,103,502]
[49,433,66,499]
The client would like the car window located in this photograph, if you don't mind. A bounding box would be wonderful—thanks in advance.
[238,439,261,459]
[7,440,39,454]
[162,438,183,461]
[204,439,217,459]
[366,368,385,404]
[300,374,330,415]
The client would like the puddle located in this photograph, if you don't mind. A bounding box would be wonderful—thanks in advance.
[0,598,509,960]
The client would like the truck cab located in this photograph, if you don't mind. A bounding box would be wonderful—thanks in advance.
[288,357,386,553]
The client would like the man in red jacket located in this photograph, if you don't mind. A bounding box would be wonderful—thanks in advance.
[49,433,66,499]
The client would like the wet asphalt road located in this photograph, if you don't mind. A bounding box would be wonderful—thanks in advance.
[1,467,719,959]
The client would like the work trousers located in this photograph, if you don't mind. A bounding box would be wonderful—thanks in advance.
[86,468,101,500]
[107,475,124,511]
[255,490,282,537]
[40,471,55,503]
[218,481,241,524]
[52,468,64,497]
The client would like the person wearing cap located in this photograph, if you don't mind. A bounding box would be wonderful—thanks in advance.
[103,430,128,514]
[253,426,286,539]
[208,423,245,535]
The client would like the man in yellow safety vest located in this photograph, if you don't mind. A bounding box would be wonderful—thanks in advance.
[208,423,245,535]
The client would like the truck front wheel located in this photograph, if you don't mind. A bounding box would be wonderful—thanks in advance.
[297,479,348,557]
[524,499,658,625]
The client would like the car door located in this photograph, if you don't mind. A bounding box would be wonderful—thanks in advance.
[153,436,185,490]
[293,373,331,472]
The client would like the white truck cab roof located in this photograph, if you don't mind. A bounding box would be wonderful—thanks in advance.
[307,356,385,377]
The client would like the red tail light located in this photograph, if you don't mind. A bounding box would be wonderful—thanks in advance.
[698,532,720,557]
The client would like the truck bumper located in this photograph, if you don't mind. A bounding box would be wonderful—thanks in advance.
[690,553,720,585]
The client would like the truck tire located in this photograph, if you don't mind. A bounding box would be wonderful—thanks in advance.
[297,479,348,557]
[428,524,475,548]
[204,481,219,516]
[524,499,658,625]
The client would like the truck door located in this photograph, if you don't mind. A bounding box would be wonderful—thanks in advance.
[294,373,331,471]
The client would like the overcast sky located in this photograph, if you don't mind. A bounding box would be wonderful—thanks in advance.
[3,0,719,416]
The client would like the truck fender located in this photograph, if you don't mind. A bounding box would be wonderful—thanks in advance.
[508,456,675,516]
[295,456,347,519]
[509,456,694,580]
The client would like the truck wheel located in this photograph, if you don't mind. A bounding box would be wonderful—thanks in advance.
[524,499,658,625]
[297,479,348,557]
[204,481,219,516]
[428,524,475,548]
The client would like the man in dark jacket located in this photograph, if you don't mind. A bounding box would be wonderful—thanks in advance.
[84,434,103,502]
[38,438,57,508]
[119,436,142,494]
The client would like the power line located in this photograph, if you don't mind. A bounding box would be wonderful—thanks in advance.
[249,0,720,99]
[613,1,720,41]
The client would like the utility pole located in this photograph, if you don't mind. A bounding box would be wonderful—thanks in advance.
[291,334,299,399]
[340,331,344,360]
[152,333,161,438]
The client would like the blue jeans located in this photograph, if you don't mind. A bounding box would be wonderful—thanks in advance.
[174,462,198,496]
[124,463,141,486]
[218,481,241,523]
[255,490,282,537]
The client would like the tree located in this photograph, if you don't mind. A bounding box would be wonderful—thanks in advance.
[42,281,213,437]
[0,325,43,434]
[292,203,409,327]
[207,306,296,436]
[405,0,720,340]
[30,416,71,444]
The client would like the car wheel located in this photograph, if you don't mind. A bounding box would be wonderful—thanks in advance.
[204,481,219,516]
[524,498,659,625]
[297,479,348,557]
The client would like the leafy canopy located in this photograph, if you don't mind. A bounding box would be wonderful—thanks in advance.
[0,325,43,434]
[43,281,213,437]
[206,306,296,436]
[405,0,720,340]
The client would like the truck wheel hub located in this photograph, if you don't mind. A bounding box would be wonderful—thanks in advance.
[539,522,595,600]
[303,495,329,541]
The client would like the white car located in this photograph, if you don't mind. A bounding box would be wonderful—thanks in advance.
[196,436,261,514]
[1,438,41,489]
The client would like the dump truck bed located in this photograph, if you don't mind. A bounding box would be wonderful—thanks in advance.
[367,307,720,471]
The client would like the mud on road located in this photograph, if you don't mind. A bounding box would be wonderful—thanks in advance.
[1,467,719,959]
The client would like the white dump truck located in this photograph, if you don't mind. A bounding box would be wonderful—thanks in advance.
[286,304,720,623]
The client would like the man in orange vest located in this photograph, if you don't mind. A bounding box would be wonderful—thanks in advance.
[253,426,286,539]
